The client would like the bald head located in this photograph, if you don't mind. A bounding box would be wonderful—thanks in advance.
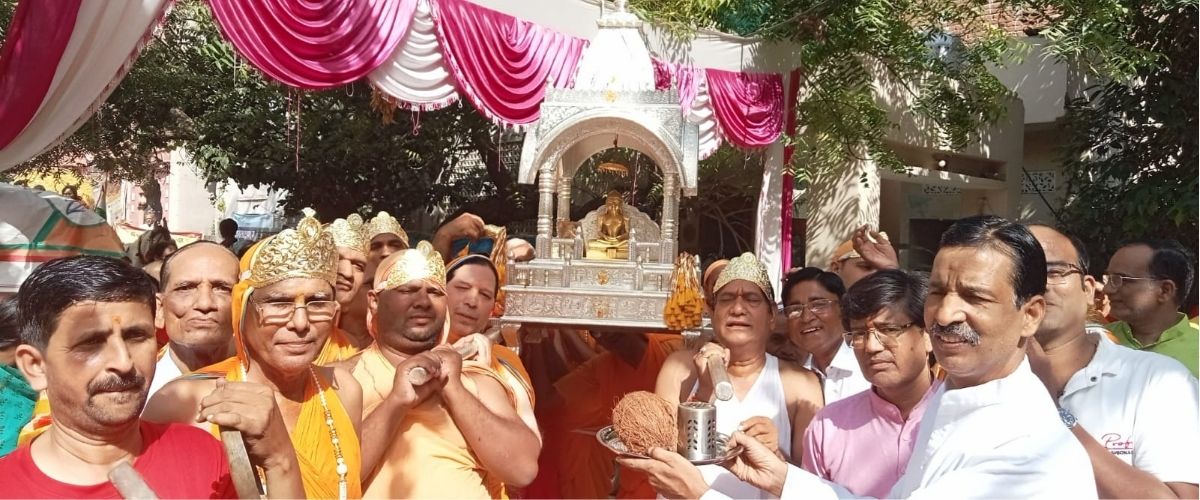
[156,241,240,356]
[159,241,238,289]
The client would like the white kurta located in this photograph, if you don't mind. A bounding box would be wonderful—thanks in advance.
[706,358,1098,499]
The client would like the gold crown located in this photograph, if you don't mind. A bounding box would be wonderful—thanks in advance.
[714,252,774,300]
[377,241,446,291]
[245,208,338,287]
[324,214,369,255]
[366,211,410,248]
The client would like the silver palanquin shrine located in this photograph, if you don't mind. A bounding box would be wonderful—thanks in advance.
[499,2,700,331]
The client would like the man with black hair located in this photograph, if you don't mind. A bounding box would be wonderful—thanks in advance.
[1104,239,1198,375]
[0,256,299,498]
[1028,226,1198,498]
[800,269,936,497]
[217,218,251,257]
[620,216,1096,499]
[781,267,870,404]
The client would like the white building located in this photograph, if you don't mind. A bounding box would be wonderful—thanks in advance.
[104,149,287,241]
[799,36,1084,271]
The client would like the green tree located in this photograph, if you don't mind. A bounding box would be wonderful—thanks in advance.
[1055,0,1198,266]
[635,0,1198,266]
[633,0,1018,178]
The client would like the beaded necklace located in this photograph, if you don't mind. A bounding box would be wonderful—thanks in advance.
[309,365,350,500]
[237,365,349,500]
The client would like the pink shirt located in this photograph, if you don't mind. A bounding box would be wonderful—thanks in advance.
[800,383,937,497]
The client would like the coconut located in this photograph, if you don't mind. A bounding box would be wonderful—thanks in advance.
[611,391,677,455]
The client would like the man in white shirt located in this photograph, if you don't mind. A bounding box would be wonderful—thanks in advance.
[783,268,872,405]
[619,215,1097,499]
[146,241,239,397]
[1027,225,1199,498]
[654,253,824,497]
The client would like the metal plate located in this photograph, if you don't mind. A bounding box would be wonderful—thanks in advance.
[595,425,743,466]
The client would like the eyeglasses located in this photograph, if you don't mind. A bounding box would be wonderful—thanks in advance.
[783,299,836,318]
[1101,274,1161,291]
[252,299,338,326]
[1046,264,1084,285]
[843,323,916,349]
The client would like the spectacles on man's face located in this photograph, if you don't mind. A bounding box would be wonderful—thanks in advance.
[252,298,337,326]
[843,323,916,349]
[1101,274,1161,291]
[783,299,836,319]
[1046,264,1084,285]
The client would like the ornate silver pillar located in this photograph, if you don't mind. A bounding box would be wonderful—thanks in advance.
[661,171,679,261]
[557,173,573,235]
[536,162,555,258]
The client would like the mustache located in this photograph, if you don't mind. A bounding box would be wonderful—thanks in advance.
[88,371,146,395]
[929,322,982,346]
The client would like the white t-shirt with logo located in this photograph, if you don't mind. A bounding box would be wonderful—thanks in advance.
[1060,333,1200,484]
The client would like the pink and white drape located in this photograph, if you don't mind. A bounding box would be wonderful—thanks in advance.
[429,0,587,127]
[0,0,791,172]
[206,0,416,89]
[367,0,458,110]
[0,0,173,172]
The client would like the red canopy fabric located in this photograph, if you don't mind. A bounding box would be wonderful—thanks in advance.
[705,68,784,148]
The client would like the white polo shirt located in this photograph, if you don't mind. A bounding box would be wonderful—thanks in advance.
[1060,333,1200,484]
[806,343,872,405]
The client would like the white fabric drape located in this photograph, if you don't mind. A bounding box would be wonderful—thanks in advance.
[756,139,786,302]
[687,70,723,160]
[0,0,173,172]
[367,0,459,110]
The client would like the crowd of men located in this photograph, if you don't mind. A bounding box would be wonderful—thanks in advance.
[0,207,1195,499]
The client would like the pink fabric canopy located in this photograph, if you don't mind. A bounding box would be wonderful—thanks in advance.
[0,0,791,171]
[705,68,784,148]
[652,58,723,159]
[430,0,587,127]
[0,0,82,150]
[207,0,417,89]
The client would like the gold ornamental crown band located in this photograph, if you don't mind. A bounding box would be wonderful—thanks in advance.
[366,211,410,248]
[324,214,369,255]
[375,241,446,291]
[245,208,338,287]
[714,252,774,301]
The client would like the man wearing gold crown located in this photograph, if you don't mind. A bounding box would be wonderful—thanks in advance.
[652,252,824,498]
[317,215,373,364]
[340,211,411,342]
[344,242,539,498]
[144,209,363,499]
